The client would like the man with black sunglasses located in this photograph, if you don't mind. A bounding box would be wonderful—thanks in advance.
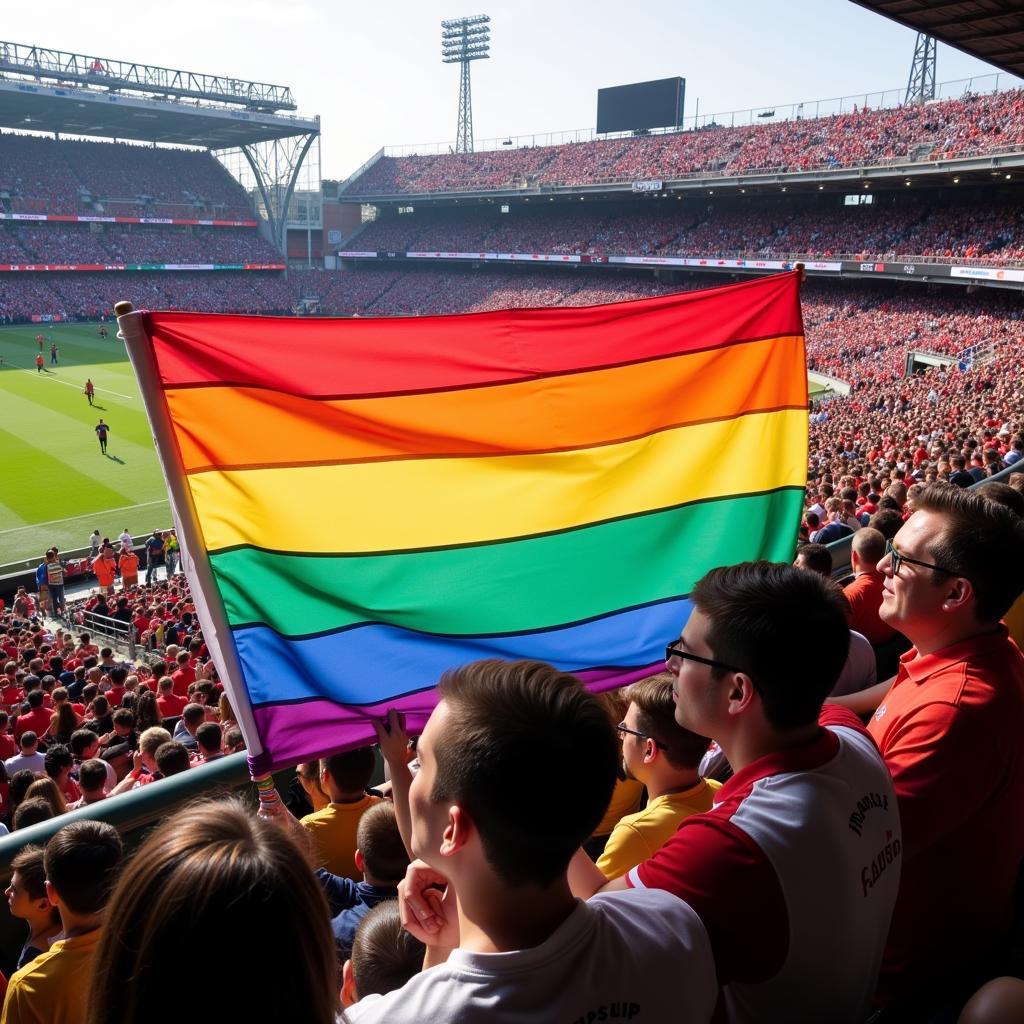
[570,561,900,1024]
[866,482,1024,1013]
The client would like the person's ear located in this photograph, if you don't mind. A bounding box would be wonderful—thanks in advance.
[340,958,357,1008]
[440,804,471,858]
[643,738,658,765]
[354,849,365,875]
[726,673,757,717]
[943,576,974,614]
[44,880,58,909]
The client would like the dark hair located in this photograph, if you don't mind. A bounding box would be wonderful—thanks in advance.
[195,722,222,755]
[44,743,73,779]
[914,482,1024,623]
[86,799,337,1024]
[10,845,48,901]
[19,731,38,749]
[356,802,409,884]
[692,561,851,732]
[9,769,37,815]
[26,690,43,709]
[111,709,135,730]
[13,798,55,831]
[182,704,206,727]
[430,659,618,887]
[350,900,424,999]
[625,673,711,770]
[154,742,190,778]
[45,819,123,916]
[135,691,161,732]
[977,481,1024,517]
[868,508,904,540]
[71,729,99,758]
[53,702,79,745]
[223,727,245,752]
[321,747,375,795]
[79,759,108,794]
[109,667,127,685]
[795,543,832,576]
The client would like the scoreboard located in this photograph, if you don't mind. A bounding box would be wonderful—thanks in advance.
[597,77,685,134]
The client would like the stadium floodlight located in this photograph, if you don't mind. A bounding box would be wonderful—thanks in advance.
[441,14,490,154]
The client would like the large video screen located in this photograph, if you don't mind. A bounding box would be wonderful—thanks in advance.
[597,77,685,134]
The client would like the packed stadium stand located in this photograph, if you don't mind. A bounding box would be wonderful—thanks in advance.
[0,134,254,218]
[341,88,1024,195]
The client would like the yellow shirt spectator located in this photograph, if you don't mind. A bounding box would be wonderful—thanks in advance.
[591,777,644,840]
[596,779,721,880]
[1,927,102,1024]
[301,794,381,880]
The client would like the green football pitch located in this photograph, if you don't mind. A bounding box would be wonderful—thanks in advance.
[0,323,170,566]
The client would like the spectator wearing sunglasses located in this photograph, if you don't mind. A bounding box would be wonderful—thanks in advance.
[866,483,1024,1013]
[570,561,900,1024]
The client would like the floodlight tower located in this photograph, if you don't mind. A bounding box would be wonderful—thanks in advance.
[905,32,937,105]
[442,14,490,154]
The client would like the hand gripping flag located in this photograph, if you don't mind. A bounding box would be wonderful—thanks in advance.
[117,271,808,774]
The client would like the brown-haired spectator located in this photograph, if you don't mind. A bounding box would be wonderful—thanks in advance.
[5,732,45,776]
[70,760,108,809]
[5,820,123,1024]
[301,747,380,880]
[171,703,205,751]
[192,722,223,765]
[596,673,717,879]
[86,798,337,1024]
[341,901,424,1008]
[5,846,61,970]
[154,741,191,779]
[843,527,899,645]
[13,798,54,832]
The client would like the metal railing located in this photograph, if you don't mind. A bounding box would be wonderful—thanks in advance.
[79,609,136,657]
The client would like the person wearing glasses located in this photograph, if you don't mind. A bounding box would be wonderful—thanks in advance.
[864,483,1024,1014]
[596,673,719,881]
[569,561,900,1024]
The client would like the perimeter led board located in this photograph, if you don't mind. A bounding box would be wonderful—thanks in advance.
[597,77,685,134]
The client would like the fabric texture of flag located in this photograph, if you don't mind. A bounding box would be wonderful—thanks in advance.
[122,270,807,773]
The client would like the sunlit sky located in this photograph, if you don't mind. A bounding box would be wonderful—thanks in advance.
[2,1,1017,180]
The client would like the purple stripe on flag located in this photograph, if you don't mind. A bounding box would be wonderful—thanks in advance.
[247,661,663,774]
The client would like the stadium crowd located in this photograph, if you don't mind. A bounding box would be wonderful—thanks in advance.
[0,134,253,219]
[1,481,1023,1022]
[344,88,1024,195]
[348,196,1024,264]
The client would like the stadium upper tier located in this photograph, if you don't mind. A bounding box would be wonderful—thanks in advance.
[0,133,255,218]
[346,196,1024,265]
[342,89,1024,196]
[0,223,280,266]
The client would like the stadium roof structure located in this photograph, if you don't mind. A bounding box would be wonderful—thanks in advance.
[0,41,318,148]
[850,1,1024,80]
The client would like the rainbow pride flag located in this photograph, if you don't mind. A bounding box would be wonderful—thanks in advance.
[120,271,808,773]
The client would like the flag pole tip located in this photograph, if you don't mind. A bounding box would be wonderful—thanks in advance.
[114,301,134,316]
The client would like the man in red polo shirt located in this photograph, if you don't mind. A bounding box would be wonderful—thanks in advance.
[843,527,898,645]
[869,483,1024,1012]
[170,651,196,697]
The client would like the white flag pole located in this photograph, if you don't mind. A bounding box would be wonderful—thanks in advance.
[115,302,266,768]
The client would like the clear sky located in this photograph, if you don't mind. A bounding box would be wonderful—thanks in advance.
[1,1,1018,180]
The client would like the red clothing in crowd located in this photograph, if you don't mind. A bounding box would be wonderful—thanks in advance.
[15,707,53,739]
[844,571,898,645]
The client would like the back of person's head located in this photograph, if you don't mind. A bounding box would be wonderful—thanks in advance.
[182,703,205,728]
[26,689,43,710]
[913,482,1024,623]
[852,526,887,568]
[868,508,904,540]
[91,696,109,717]
[112,709,134,731]
[157,675,173,692]
[19,731,37,751]
[109,666,127,685]
[321,747,375,796]
[9,769,37,814]
[26,777,66,817]
[625,673,711,770]
[195,722,222,756]
[86,798,337,1024]
[794,543,832,577]
[44,743,73,779]
[348,900,424,1002]
[154,742,190,778]
[431,659,618,888]
[223,727,245,752]
[136,691,161,730]
[79,759,108,795]
[977,481,1024,517]
[45,819,123,915]
[139,727,171,758]
[13,798,54,831]
[71,729,98,758]
[692,561,850,732]
[356,802,409,885]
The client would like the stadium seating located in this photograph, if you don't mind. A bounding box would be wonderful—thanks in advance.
[342,89,1024,196]
[0,134,254,219]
